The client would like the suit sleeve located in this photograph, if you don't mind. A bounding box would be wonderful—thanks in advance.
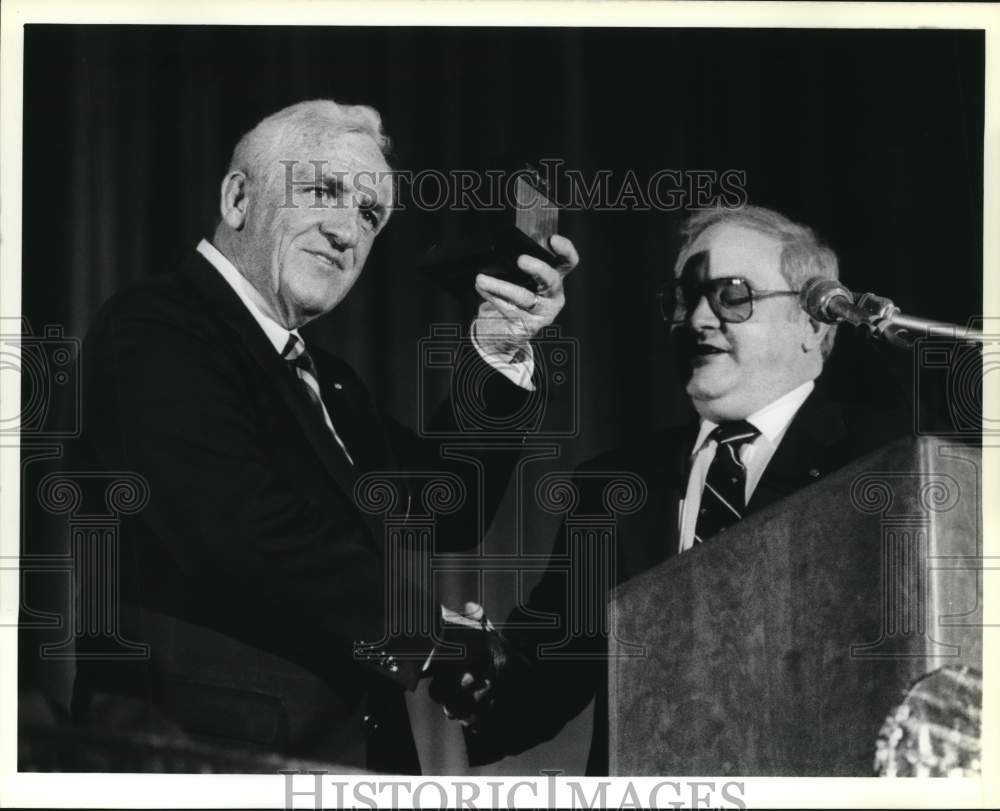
[83,298,430,690]
[462,513,606,764]
[379,340,544,554]
[461,451,630,765]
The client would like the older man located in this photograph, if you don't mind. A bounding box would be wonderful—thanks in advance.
[435,205,903,773]
[72,99,577,773]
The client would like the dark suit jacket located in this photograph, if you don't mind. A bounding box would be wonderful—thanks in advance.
[468,383,906,774]
[72,250,532,772]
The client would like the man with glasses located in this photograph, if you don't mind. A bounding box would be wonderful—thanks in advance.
[432,205,902,774]
[664,206,840,552]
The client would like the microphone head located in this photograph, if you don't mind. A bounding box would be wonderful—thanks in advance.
[800,277,853,324]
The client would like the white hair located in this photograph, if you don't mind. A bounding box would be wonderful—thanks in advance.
[228,99,391,183]
[674,205,840,358]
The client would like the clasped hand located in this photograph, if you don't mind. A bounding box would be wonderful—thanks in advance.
[426,602,501,730]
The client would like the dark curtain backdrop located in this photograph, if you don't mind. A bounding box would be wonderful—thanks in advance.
[21,25,983,775]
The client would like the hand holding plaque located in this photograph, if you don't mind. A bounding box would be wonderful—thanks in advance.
[471,234,577,360]
[419,165,578,360]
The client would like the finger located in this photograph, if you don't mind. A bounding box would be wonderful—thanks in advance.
[472,679,493,703]
[439,678,489,722]
[477,291,518,318]
[477,291,534,326]
[429,671,470,707]
[515,255,563,297]
[547,234,579,274]
[460,672,492,701]
[475,298,500,321]
[445,704,477,724]
[463,601,485,621]
[476,273,539,311]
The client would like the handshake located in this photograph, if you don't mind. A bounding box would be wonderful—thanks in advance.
[425,603,529,733]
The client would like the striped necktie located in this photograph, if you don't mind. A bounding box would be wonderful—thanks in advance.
[693,420,760,544]
[281,334,354,465]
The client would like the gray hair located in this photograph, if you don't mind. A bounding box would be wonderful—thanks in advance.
[673,205,839,357]
[228,99,391,184]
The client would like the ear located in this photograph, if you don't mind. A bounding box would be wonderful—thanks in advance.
[801,313,829,353]
[219,171,250,230]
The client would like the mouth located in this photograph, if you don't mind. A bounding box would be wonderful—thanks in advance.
[303,249,342,269]
[690,343,730,363]
[670,328,730,373]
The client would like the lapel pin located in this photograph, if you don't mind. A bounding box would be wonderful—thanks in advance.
[334,382,343,390]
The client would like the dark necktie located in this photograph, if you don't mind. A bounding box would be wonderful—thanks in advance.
[693,420,760,543]
[281,334,354,465]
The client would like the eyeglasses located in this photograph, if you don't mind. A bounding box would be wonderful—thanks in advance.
[657,276,800,325]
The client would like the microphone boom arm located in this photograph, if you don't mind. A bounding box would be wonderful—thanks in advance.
[855,292,987,346]
[798,277,986,347]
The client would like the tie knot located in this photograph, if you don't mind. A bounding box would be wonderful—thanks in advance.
[281,334,317,376]
[281,333,303,360]
[711,420,759,448]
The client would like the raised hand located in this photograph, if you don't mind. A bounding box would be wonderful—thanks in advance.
[472,235,579,359]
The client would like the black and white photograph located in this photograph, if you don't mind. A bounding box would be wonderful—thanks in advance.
[1,1,996,807]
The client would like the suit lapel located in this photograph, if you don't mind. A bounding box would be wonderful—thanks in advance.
[306,353,402,553]
[614,391,846,582]
[181,254,362,509]
[614,426,694,581]
[309,353,397,477]
[747,386,846,514]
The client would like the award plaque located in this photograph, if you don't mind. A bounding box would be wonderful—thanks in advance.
[418,163,559,297]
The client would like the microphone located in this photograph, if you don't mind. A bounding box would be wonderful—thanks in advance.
[799,278,874,326]
[799,277,986,346]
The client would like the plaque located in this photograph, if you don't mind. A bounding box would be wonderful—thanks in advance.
[418,163,559,297]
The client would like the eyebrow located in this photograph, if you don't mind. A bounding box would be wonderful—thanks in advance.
[318,174,345,197]
[313,172,392,222]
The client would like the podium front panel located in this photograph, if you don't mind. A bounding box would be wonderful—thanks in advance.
[608,437,981,775]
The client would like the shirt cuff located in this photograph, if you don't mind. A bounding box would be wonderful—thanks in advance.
[422,605,496,672]
[470,321,536,391]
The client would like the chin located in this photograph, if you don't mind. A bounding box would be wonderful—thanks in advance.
[689,397,722,421]
[688,380,750,421]
[289,285,345,322]
[301,298,341,322]
[686,370,731,402]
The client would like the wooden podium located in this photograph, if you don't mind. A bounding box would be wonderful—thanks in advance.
[608,437,982,775]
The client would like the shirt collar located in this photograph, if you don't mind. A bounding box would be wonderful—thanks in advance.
[196,239,301,355]
[692,379,816,453]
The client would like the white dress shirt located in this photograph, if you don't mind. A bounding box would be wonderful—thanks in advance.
[677,380,815,553]
[197,239,357,463]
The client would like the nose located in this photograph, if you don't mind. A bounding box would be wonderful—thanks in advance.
[320,204,360,250]
[687,291,721,330]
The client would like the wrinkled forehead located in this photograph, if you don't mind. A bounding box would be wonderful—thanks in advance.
[279,131,395,207]
[680,223,786,288]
